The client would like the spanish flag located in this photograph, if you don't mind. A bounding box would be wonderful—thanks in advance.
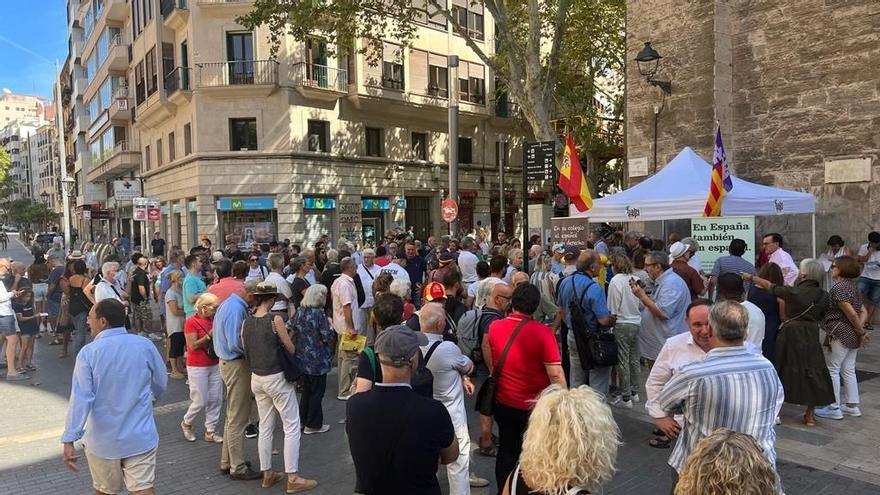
[703,127,733,216]
[558,134,593,212]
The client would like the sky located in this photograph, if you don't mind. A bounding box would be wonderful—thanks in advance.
[0,1,69,100]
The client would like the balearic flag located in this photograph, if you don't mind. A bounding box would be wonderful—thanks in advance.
[561,134,593,212]
[703,127,733,216]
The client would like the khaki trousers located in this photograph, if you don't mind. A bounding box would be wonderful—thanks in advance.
[337,342,360,397]
[219,358,252,473]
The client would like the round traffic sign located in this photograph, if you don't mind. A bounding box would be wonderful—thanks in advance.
[441,198,458,224]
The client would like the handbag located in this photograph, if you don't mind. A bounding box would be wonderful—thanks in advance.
[474,317,529,416]
[339,333,367,352]
[278,343,305,382]
[192,317,219,359]
[567,275,619,369]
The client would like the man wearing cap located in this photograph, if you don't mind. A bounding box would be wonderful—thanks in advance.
[406,281,448,332]
[669,242,704,300]
[332,258,361,400]
[550,244,566,274]
[346,325,459,494]
[429,252,457,284]
[560,245,580,277]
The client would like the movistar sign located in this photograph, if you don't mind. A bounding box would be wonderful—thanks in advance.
[216,197,276,211]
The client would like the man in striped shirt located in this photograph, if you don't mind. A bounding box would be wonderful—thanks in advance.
[658,300,783,493]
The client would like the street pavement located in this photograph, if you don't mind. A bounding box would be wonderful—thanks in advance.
[1,235,880,494]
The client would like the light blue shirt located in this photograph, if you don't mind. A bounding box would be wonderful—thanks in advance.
[638,268,691,361]
[182,272,206,317]
[213,292,248,360]
[62,327,167,459]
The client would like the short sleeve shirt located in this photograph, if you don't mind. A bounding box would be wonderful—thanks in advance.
[488,313,561,410]
[47,266,65,303]
[555,273,610,331]
[858,243,880,280]
[130,268,151,304]
[182,273,207,317]
[330,274,356,334]
[184,315,219,367]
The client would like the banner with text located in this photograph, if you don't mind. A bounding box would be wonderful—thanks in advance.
[690,216,756,272]
[551,217,590,248]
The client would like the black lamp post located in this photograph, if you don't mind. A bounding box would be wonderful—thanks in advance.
[40,191,50,232]
[634,42,673,174]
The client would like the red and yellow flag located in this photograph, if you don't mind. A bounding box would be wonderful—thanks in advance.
[559,134,593,212]
[703,127,733,216]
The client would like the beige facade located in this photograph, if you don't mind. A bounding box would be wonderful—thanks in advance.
[0,92,45,126]
[66,0,530,250]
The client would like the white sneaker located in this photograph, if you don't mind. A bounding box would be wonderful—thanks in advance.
[840,405,862,417]
[336,394,351,401]
[630,393,640,402]
[814,406,843,420]
[181,421,196,442]
[775,416,782,425]
[610,396,633,409]
[303,425,330,435]
[148,333,164,342]
[469,472,490,487]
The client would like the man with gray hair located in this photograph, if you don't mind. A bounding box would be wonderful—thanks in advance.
[630,250,691,365]
[657,300,783,492]
[332,257,360,400]
[265,253,294,320]
[356,249,381,334]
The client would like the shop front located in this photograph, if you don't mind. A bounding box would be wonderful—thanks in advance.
[361,197,390,248]
[217,196,278,248]
[302,196,336,248]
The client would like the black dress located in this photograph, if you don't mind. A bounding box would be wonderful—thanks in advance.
[748,286,781,363]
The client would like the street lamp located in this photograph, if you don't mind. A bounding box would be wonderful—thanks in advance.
[40,191,50,233]
[61,177,76,250]
[635,42,672,94]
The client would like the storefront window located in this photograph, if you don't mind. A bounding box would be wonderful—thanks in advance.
[221,210,277,248]
[302,196,336,249]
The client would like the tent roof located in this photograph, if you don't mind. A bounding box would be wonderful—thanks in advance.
[572,147,815,222]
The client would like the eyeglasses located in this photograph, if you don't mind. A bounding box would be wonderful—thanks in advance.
[645,262,661,268]
[249,258,258,262]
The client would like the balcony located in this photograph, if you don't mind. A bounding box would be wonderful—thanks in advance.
[74,113,90,135]
[72,72,87,97]
[196,0,254,16]
[107,35,129,72]
[71,33,84,63]
[105,0,129,22]
[164,67,192,105]
[86,141,141,183]
[108,88,131,122]
[292,63,347,101]
[161,0,189,30]
[195,60,279,97]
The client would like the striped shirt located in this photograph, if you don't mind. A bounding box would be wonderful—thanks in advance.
[658,346,784,485]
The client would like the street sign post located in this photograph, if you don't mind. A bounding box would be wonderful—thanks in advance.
[522,141,557,273]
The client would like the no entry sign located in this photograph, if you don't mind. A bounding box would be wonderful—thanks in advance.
[441,198,458,224]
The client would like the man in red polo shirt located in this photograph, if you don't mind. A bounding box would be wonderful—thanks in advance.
[207,259,247,304]
[483,283,566,490]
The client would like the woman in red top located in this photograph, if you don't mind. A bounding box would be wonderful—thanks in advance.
[181,292,224,443]
[484,283,566,492]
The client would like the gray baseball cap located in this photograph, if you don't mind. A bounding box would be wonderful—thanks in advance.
[375,325,428,367]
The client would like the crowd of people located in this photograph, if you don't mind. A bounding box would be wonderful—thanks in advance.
[0,224,874,494]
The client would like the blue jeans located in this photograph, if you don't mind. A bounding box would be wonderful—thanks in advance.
[567,331,611,396]
[72,311,89,356]
[858,277,880,305]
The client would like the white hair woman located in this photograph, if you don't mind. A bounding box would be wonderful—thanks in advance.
[181,292,224,443]
[289,284,334,435]
[745,258,835,425]
[502,385,620,495]
[389,277,414,321]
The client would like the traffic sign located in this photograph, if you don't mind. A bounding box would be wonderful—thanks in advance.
[441,198,458,224]
[524,141,556,181]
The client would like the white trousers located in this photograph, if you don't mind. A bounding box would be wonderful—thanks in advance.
[824,339,860,406]
[251,372,302,473]
[446,423,471,495]
[183,365,224,432]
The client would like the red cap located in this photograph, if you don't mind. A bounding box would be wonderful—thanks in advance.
[422,282,447,302]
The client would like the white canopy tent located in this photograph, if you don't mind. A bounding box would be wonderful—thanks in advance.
[571,147,817,253]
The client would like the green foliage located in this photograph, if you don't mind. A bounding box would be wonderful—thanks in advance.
[0,148,10,185]
[3,198,59,230]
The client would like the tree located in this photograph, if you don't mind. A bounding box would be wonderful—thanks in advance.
[238,0,625,158]
[0,148,9,185]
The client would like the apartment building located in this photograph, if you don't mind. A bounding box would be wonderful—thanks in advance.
[23,124,62,214]
[68,0,529,250]
[0,91,46,125]
[1,121,41,201]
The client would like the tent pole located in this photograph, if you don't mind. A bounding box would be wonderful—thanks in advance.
[811,213,816,258]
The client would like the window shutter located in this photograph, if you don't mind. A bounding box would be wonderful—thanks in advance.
[409,49,428,94]
[362,39,382,86]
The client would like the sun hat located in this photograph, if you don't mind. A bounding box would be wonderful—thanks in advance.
[250,281,278,295]
[67,250,85,260]
[669,241,689,259]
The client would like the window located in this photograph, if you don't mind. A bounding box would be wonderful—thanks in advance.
[365,127,384,157]
[451,0,484,40]
[307,120,330,152]
[412,132,427,161]
[229,118,257,151]
[458,61,485,104]
[135,61,145,104]
[428,65,448,97]
[144,144,151,171]
[428,0,447,28]
[146,47,157,95]
[382,61,404,90]
[168,132,176,161]
[156,139,163,166]
[458,137,473,164]
[162,42,175,82]
[183,123,192,155]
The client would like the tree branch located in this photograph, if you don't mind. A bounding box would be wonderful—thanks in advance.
[427,0,500,75]
[542,0,570,110]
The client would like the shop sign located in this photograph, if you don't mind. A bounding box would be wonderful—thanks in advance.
[216,197,276,211]
[81,210,91,220]
[362,198,391,210]
[147,199,161,221]
[133,197,148,221]
[441,198,458,224]
[172,204,181,214]
[551,217,590,248]
[395,198,407,209]
[90,209,113,220]
[187,201,197,213]
[113,180,141,201]
[690,216,756,271]
[303,197,336,210]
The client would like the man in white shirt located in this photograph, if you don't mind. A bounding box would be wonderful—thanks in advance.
[762,233,799,286]
[94,262,126,304]
[265,253,293,320]
[857,231,880,320]
[244,254,269,282]
[356,249,381,334]
[378,252,410,283]
[418,302,487,493]
[331,258,359,400]
[646,300,712,445]
[715,273,765,349]
[457,237,480,290]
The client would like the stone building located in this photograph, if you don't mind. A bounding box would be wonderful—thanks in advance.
[64,0,529,250]
[625,0,880,259]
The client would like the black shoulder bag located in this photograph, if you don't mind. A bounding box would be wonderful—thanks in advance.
[567,275,619,369]
[474,317,529,416]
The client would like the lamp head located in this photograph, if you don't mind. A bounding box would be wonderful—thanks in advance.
[635,42,662,78]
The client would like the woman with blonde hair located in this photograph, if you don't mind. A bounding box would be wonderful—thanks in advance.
[606,253,642,408]
[675,428,777,495]
[181,292,224,443]
[502,385,620,495]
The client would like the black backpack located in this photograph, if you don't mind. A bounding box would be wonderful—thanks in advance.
[565,274,618,369]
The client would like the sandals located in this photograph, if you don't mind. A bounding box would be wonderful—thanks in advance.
[803,414,816,427]
[648,436,671,449]
[475,444,497,457]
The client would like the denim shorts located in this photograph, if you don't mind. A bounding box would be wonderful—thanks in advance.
[0,314,17,334]
[858,277,880,305]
